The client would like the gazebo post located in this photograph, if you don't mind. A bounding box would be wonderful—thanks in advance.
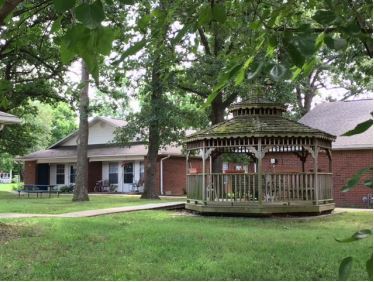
[313,140,320,205]
[186,150,190,196]
[257,139,263,205]
[202,146,206,202]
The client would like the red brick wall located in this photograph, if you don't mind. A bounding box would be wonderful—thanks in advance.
[248,150,372,208]
[331,150,372,208]
[144,156,201,196]
[23,161,37,184]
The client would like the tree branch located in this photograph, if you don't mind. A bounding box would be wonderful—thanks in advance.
[0,0,24,26]
[197,27,211,55]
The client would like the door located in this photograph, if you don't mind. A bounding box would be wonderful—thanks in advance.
[123,162,134,192]
[37,163,49,189]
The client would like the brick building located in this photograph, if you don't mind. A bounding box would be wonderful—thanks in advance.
[20,117,197,195]
[299,99,373,208]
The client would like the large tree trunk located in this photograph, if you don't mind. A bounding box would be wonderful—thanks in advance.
[73,60,89,202]
[141,57,162,200]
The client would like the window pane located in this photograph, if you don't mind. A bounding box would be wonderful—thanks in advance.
[109,163,118,173]
[57,164,65,173]
[56,164,65,184]
[57,174,65,184]
[109,173,118,184]
[123,173,133,184]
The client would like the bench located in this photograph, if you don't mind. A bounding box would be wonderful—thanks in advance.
[17,184,61,198]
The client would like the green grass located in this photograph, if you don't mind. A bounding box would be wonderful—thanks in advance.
[0,184,184,214]
[0,211,372,280]
[0,183,18,192]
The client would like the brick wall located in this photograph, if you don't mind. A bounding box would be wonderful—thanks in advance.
[225,149,372,208]
[331,149,372,208]
[144,156,201,196]
[23,161,37,184]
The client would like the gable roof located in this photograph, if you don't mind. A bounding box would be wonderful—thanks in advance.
[49,116,126,149]
[299,99,373,150]
[0,111,21,124]
[19,144,184,161]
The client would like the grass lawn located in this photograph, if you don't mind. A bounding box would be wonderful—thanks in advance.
[0,211,372,280]
[0,184,184,214]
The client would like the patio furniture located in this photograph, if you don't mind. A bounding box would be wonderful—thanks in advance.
[17,184,60,198]
[94,179,110,192]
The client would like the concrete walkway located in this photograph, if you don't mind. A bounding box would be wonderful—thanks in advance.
[0,202,185,219]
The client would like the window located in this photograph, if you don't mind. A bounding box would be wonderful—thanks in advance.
[139,162,144,180]
[70,165,76,184]
[56,164,65,184]
[123,162,133,184]
[109,163,118,184]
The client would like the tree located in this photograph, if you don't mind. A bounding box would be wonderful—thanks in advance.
[72,61,89,201]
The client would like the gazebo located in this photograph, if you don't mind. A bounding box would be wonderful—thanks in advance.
[184,97,336,215]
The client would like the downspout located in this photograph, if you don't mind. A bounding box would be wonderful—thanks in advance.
[160,155,171,195]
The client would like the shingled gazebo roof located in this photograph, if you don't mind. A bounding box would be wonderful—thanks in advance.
[186,99,335,144]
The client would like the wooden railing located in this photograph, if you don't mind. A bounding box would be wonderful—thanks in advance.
[187,172,333,204]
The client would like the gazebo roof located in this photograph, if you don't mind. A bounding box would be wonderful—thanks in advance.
[186,98,336,143]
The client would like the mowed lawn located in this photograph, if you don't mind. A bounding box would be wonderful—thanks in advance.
[0,184,184,214]
[0,211,372,281]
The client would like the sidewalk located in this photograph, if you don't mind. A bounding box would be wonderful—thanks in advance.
[0,202,185,219]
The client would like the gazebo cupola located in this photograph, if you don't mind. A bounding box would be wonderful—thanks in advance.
[184,96,336,215]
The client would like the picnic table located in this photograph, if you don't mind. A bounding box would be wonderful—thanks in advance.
[17,184,61,198]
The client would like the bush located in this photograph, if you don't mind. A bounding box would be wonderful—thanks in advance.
[12,183,23,191]
[59,185,74,193]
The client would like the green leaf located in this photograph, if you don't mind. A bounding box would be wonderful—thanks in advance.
[115,39,146,64]
[312,10,336,25]
[336,229,372,243]
[172,24,191,45]
[286,42,305,67]
[0,0,5,9]
[119,0,136,4]
[212,4,226,23]
[270,64,287,81]
[53,0,76,12]
[198,5,212,26]
[247,62,264,80]
[315,32,325,50]
[291,67,302,81]
[334,38,347,50]
[60,42,76,64]
[296,36,316,56]
[206,63,242,106]
[51,15,63,33]
[339,257,353,280]
[137,14,151,33]
[95,27,117,55]
[75,0,105,29]
[364,179,373,189]
[341,167,372,192]
[234,57,254,86]
[367,255,373,281]
[342,119,373,136]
